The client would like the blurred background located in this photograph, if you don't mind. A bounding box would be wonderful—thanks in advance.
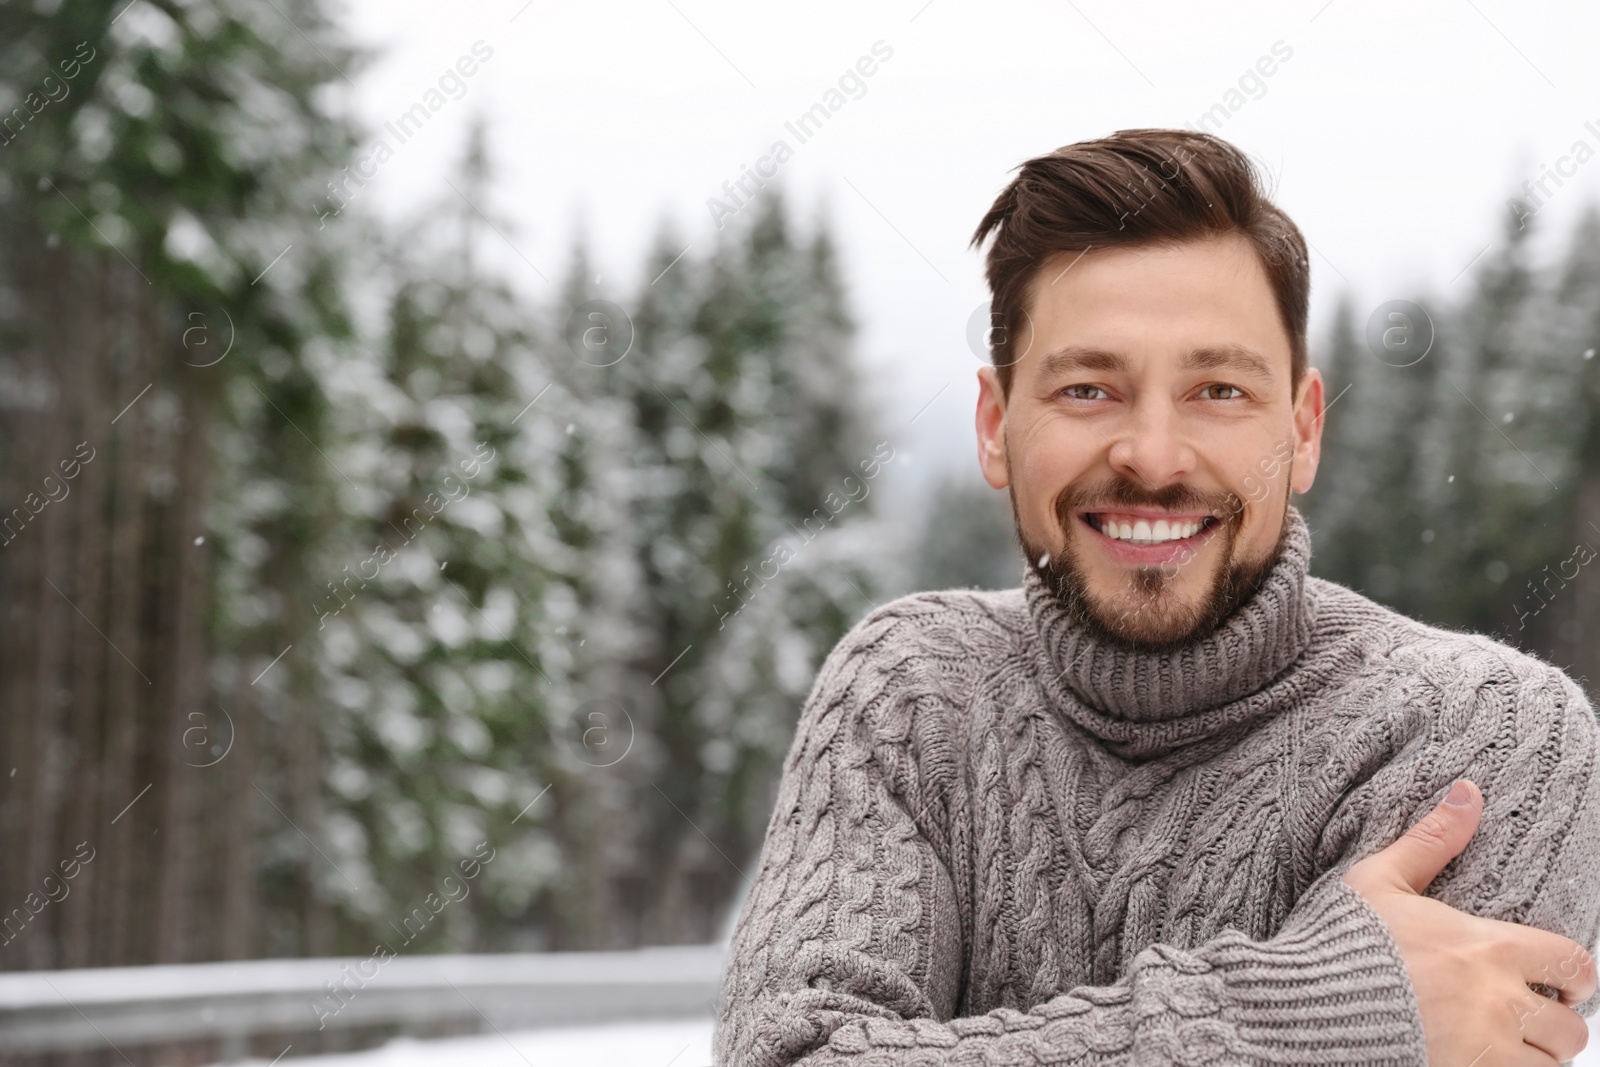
[2,0,1600,1064]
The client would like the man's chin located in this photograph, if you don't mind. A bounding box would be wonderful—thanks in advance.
[1023,529,1282,654]
[1064,579,1223,652]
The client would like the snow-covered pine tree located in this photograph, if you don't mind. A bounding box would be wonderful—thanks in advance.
[606,188,888,944]
[0,0,362,968]
[1304,202,1600,681]
[1517,207,1600,679]
[909,470,1019,592]
[310,121,589,953]
[1301,283,1442,614]
[1421,210,1544,631]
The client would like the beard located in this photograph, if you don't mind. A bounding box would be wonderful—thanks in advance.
[1011,465,1293,654]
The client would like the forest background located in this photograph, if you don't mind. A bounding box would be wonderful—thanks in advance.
[2,0,1599,982]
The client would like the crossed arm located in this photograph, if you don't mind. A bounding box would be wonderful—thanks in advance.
[713,637,1600,1066]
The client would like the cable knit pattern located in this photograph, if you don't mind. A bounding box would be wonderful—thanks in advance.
[714,506,1600,1065]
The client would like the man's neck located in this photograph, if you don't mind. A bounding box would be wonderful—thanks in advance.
[1022,505,1318,759]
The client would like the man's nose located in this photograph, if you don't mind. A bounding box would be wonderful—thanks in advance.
[1105,399,1196,488]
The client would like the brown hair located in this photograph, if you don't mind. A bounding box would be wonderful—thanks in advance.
[969,128,1310,398]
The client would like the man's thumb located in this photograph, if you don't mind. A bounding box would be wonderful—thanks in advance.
[1376,778,1482,894]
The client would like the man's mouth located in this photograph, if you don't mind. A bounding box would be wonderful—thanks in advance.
[1081,509,1222,546]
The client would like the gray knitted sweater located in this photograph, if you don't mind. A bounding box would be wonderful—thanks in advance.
[714,506,1600,1065]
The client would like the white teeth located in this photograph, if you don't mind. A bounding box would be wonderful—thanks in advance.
[1095,515,1207,545]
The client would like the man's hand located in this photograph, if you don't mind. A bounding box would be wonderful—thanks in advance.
[1342,778,1599,1066]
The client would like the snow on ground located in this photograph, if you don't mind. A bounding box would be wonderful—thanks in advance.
[224,1019,712,1067]
[218,1015,1600,1067]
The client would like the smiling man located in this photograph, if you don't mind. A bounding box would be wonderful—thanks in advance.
[715,129,1600,1066]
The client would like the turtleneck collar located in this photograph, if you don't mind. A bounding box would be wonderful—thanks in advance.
[1024,505,1319,758]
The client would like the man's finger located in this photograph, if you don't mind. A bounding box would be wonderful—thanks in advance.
[1487,920,1600,1007]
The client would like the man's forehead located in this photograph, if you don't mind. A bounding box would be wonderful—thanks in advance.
[1013,236,1291,384]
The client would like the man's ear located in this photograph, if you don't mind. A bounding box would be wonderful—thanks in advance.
[976,366,1010,490]
[1290,365,1325,495]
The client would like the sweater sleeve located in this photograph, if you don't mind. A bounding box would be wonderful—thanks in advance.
[714,610,1430,1067]
[1318,654,1600,1020]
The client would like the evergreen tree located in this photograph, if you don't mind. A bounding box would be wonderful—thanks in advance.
[1306,200,1600,706]
[1302,286,1443,613]
[308,121,602,953]
[909,472,1018,592]
[609,189,888,944]
[1531,208,1600,684]
[1424,210,1544,631]
[0,0,360,968]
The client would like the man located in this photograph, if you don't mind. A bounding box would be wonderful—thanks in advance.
[714,129,1600,1065]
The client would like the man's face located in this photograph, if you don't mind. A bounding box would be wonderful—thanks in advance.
[974,233,1325,650]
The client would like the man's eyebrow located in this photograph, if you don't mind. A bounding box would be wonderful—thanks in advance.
[1180,343,1276,382]
[1033,343,1277,382]
[1035,346,1128,378]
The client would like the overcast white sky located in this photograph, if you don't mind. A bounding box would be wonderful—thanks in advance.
[329,0,1600,488]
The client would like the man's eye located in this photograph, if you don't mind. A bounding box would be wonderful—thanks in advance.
[1061,384,1109,401]
[1203,383,1244,400]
